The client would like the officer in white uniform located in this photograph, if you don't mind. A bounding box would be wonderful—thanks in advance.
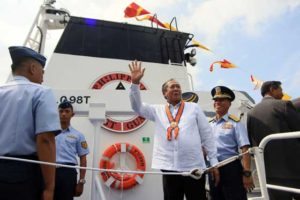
[54,101,89,200]
[0,46,61,200]
[209,86,254,200]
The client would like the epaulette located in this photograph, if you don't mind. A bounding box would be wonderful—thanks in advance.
[228,114,240,122]
[208,117,215,123]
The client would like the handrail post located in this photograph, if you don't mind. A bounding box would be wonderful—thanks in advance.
[249,147,269,200]
[89,103,106,200]
[249,131,300,200]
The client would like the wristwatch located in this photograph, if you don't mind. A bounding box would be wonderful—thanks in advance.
[243,170,252,177]
[78,179,86,184]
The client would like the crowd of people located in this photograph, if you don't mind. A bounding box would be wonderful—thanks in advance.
[0,47,299,200]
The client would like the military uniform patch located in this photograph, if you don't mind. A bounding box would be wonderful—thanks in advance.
[81,141,88,149]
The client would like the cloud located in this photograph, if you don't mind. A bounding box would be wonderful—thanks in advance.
[176,0,300,99]
[55,0,182,23]
[1,0,300,97]
[180,0,300,46]
[277,50,300,98]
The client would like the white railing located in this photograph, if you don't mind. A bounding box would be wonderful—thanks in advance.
[249,131,300,200]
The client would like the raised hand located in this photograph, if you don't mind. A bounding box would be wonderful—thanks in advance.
[129,60,145,84]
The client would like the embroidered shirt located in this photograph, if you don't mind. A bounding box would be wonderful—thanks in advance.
[130,84,218,171]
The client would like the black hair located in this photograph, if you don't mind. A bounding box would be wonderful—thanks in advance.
[11,57,34,72]
[58,101,73,110]
[261,81,282,97]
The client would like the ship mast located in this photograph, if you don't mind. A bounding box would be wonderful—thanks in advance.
[23,0,70,54]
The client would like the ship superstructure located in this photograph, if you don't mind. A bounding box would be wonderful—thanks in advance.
[22,1,256,199]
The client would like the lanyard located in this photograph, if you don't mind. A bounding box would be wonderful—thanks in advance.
[165,101,185,141]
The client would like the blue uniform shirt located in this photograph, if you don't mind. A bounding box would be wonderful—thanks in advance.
[209,114,250,161]
[55,126,89,165]
[0,76,61,156]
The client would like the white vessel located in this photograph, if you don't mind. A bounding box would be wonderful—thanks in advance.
[19,1,300,200]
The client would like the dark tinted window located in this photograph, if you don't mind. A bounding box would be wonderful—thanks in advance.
[55,17,190,64]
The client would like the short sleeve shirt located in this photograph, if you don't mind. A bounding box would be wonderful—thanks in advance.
[0,76,61,156]
[210,114,250,161]
[55,126,89,165]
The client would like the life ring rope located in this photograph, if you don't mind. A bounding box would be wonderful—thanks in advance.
[99,142,146,190]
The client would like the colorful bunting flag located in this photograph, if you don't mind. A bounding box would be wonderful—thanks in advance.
[124,2,150,18]
[124,3,293,99]
[192,39,210,51]
[162,22,177,31]
[282,93,292,101]
[250,75,292,99]
[124,2,210,52]
[250,75,263,90]
[210,59,237,72]
[135,15,167,28]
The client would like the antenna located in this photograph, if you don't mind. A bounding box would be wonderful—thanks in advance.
[23,0,70,54]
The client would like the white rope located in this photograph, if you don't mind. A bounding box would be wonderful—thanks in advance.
[0,156,189,176]
[0,149,251,179]
[208,150,250,170]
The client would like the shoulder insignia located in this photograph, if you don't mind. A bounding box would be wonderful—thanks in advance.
[208,117,215,123]
[229,114,240,122]
[81,141,88,149]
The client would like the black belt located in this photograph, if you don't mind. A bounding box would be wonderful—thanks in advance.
[56,162,76,168]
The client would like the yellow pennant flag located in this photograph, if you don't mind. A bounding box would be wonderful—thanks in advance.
[192,39,210,51]
[282,93,292,101]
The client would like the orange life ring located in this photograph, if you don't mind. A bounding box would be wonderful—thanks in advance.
[99,143,146,190]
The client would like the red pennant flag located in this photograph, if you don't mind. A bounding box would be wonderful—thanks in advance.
[124,3,211,52]
[210,59,237,72]
[124,2,150,18]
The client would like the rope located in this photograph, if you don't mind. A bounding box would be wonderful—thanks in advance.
[0,149,251,179]
[0,156,188,176]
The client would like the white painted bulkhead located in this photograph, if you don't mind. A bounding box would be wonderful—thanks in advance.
[44,53,253,200]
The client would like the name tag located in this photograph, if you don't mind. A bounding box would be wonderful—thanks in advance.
[67,135,77,139]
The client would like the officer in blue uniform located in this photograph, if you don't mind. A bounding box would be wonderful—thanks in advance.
[208,86,254,200]
[54,101,89,200]
[0,46,61,200]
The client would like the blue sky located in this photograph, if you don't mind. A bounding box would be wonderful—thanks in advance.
[199,5,300,102]
[1,0,300,103]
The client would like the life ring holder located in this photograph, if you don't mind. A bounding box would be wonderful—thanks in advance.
[99,143,146,190]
